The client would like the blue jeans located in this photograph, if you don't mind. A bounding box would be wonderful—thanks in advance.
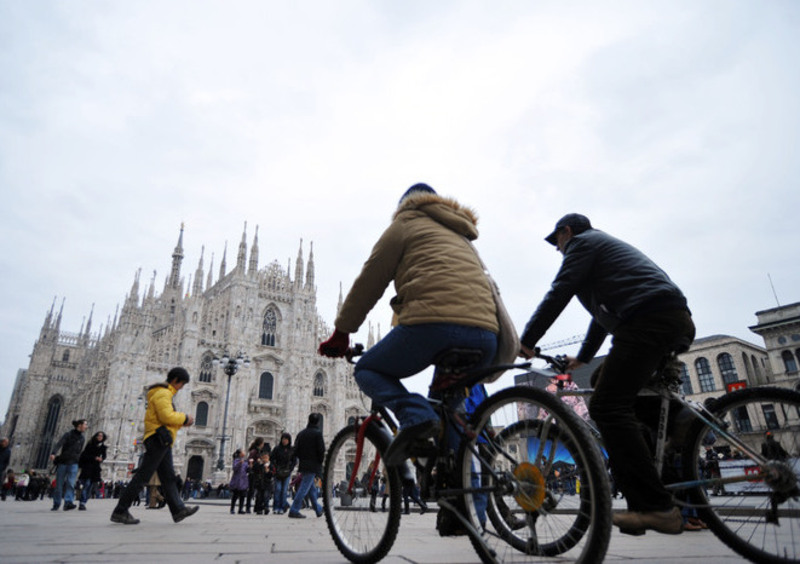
[354,323,497,428]
[53,463,78,507]
[273,476,291,512]
[290,473,321,515]
[79,478,96,504]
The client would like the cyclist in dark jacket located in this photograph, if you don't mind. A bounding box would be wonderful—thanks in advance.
[520,214,695,537]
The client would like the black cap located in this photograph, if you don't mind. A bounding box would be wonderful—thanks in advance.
[544,213,592,245]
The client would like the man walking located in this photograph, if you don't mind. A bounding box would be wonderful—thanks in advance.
[519,213,695,536]
[287,413,325,519]
[110,367,199,525]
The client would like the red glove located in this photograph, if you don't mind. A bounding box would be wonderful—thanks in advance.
[318,329,350,358]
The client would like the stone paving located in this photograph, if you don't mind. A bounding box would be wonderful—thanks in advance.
[0,497,747,563]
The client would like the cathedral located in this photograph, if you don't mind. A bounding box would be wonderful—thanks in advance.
[1,224,375,483]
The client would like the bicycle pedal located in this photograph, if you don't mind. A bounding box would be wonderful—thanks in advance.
[618,527,646,536]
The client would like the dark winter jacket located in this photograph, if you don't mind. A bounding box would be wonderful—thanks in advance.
[78,439,107,482]
[51,429,85,465]
[293,421,325,476]
[521,228,689,363]
[270,433,295,479]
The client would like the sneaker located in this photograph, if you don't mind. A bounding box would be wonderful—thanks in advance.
[384,419,439,466]
[110,510,140,525]
[51,505,59,512]
[173,505,199,523]
[613,507,683,535]
[316,510,324,518]
[78,504,86,511]
[63,503,77,511]
[288,511,306,519]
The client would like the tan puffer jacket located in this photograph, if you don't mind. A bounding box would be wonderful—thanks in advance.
[335,192,498,334]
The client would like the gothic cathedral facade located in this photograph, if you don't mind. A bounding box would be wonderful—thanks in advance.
[1,225,373,483]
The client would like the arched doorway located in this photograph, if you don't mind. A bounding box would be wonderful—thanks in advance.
[187,455,204,481]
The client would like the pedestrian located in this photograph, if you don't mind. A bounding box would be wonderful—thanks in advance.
[77,431,107,510]
[110,366,199,525]
[49,419,87,511]
[761,431,789,461]
[287,413,325,519]
[402,480,428,515]
[518,213,695,536]
[245,438,265,513]
[252,451,273,515]
[0,437,10,485]
[271,432,294,515]
[229,449,249,514]
[318,184,498,465]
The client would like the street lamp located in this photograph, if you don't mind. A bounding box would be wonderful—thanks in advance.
[212,351,250,471]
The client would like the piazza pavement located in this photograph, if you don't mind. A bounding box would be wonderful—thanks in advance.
[0,497,748,563]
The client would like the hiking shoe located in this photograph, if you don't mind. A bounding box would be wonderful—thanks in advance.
[173,505,199,523]
[613,507,683,535]
[110,510,140,525]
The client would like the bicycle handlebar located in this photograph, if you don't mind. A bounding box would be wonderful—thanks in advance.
[532,347,570,374]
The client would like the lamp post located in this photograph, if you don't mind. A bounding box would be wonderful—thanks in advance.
[212,351,250,471]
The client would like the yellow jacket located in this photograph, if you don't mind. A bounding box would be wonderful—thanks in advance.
[335,191,498,334]
[143,383,188,444]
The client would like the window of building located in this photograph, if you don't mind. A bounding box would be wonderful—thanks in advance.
[259,372,274,400]
[262,307,277,346]
[762,404,780,430]
[195,401,209,427]
[35,396,62,468]
[695,357,715,392]
[347,416,357,426]
[782,350,798,373]
[679,362,693,395]
[199,353,213,383]
[732,405,753,433]
[313,372,326,397]
[717,353,738,385]
[62,349,70,362]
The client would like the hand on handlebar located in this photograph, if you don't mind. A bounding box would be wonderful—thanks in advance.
[519,343,536,359]
[318,329,351,358]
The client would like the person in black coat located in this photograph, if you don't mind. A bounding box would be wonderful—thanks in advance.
[78,431,107,510]
[271,433,294,514]
[287,413,325,518]
[49,419,88,511]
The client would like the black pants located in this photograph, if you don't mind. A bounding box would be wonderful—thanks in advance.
[115,435,186,516]
[589,309,695,512]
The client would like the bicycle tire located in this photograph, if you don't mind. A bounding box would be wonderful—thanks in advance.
[458,386,612,563]
[681,386,800,564]
[323,422,403,564]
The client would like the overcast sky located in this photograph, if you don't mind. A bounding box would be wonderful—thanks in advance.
[1,1,799,416]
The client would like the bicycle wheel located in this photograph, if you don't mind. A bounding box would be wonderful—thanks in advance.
[323,422,403,564]
[458,386,612,563]
[682,386,800,564]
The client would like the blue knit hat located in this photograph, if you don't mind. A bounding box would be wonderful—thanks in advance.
[399,183,436,204]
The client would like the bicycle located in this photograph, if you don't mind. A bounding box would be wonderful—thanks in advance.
[322,345,612,564]
[531,348,800,564]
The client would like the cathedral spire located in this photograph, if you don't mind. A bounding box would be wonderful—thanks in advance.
[219,242,227,279]
[305,241,315,290]
[45,296,57,328]
[84,303,94,337]
[147,270,156,301]
[337,282,343,314]
[237,222,247,273]
[193,246,205,296]
[207,252,215,289]
[168,223,185,290]
[128,268,142,306]
[294,239,304,288]
[249,226,259,275]
[55,297,65,332]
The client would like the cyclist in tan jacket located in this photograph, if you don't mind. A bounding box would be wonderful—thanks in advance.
[319,183,498,465]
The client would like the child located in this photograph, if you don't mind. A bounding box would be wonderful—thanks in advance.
[252,452,273,515]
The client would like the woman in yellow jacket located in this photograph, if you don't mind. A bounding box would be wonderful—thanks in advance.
[319,184,498,465]
[110,367,199,525]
